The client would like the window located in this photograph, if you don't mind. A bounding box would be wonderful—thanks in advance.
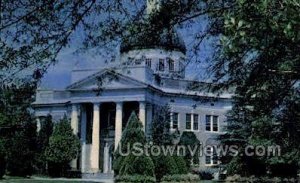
[205,115,211,131]
[213,116,218,132]
[193,114,199,130]
[135,59,142,65]
[205,147,212,165]
[146,58,152,67]
[179,62,184,72]
[171,112,179,129]
[167,58,175,71]
[206,115,219,132]
[205,146,219,166]
[128,57,134,62]
[186,114,191,130]
[159,59,165,71]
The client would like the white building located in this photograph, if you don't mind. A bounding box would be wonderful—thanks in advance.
[33,0,233,174]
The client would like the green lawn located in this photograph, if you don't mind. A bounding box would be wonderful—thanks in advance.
[0,179,96,183]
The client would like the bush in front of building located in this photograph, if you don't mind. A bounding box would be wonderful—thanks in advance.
[197,170,214,180]
[115,175,156,183]
[150,105,189,181]
[35,115,53,175]
[178,131,201,168]
[0,139,5,179]
[45,116,80,177]
[119,153,155,177]
[114,112,155,181]
[152,154,179,181]
[5,121,37,177]
[161,173,200,182]
[174,155,188,174]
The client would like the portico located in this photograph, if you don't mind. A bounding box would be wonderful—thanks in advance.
[70,100,147,173]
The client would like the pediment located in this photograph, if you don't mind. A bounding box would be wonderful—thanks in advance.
[66,69,147,90]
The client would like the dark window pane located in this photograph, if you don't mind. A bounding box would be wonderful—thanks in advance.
[159,59,165,71]
[213,116,218,132]
[193,114,198,130]
[168,58,175,71]
[186,114,191,130]
[146,59,151,67]
[173,113,178,129]
[206,115,211,131]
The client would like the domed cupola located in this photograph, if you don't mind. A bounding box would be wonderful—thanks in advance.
[120,0,187,79]
[120,21,186,54]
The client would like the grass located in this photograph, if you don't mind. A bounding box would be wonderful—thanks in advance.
[0,177,98,183]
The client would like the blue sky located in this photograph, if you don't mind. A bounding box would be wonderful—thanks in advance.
[40,14,214,90]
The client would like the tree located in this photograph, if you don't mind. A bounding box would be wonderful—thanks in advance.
[1,0,224,85]
[6,121,37,176]
[0,82,37,177]
[0,138,5,179]
[45,116,80,177]
[35,115,53,174]
[178,131,201,168]
[150,105,187,181]
[114,112,155,178]
[215,0,300,177]
[151,105,175,145]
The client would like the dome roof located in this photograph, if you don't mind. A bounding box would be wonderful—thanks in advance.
[120,21,186,54]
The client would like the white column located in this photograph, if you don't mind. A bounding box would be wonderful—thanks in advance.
[91,103,100,172]
[71,104,79,135]
[115,102,123,150]
[71,104,79,169]
[80,105,87,173]
[103,143,109,173]
[36,117,41,132]
[139,101,146,132]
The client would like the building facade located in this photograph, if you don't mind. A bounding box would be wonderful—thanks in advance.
[33,0,233,174]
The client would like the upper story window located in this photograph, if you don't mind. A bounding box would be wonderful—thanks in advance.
[167,58,175,71]
[146,58,152,68]
[193,114,199,130]
[185,113,200,131]
[171,112,179,129]
[205,115,219,132]
[179,62,184,72]
[159,59,165,71]
[135,59,142,65]
[186,113,192,130]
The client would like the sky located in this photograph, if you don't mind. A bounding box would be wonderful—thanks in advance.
[40,8,214,90]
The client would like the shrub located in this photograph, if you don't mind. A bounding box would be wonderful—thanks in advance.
[161,173,200,182]
[119,154,155,177]
[174,156,188,174]
[116,175,156,183]
[198,170,214,180]
[114,112,155,179]
[0,154,5,179]
[152,154,179,181]
[6,121,37,177]
[178,132,200,168]
[35,115,53,174]
[45,116,80,177]
[0,139,5,179]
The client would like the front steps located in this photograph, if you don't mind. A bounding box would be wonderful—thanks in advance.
[82,173,114,182]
